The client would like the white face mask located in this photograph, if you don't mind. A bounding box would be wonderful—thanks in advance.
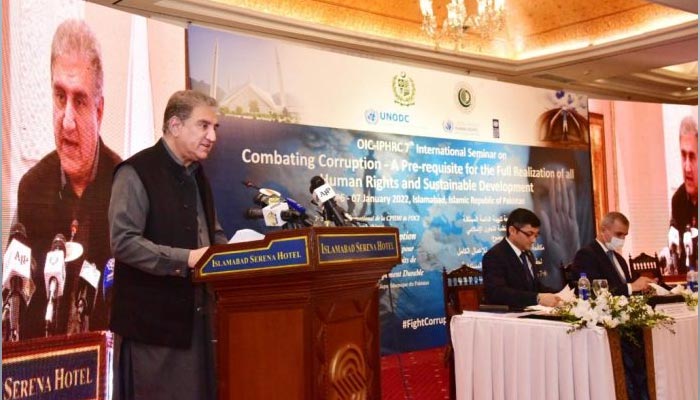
[606,236,625,251]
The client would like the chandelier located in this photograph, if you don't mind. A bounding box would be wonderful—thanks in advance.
[419,0,506,47]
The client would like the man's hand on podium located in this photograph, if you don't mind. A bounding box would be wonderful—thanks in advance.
[188,247,209,269]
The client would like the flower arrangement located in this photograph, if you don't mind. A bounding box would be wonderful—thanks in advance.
[682,290,698,310]
[554,293,675,344]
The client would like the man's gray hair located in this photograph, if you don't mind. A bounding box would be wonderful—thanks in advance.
[601,211,629,229]
[679,115,698,138]
[51,19,103,100]
[162,90,218,134]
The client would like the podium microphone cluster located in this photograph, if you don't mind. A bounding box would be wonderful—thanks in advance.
[309,176,352,227]
[243,181,312,229]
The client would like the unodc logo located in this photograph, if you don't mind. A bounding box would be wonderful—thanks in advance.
[365,109,379,124]
[443,120,454,133]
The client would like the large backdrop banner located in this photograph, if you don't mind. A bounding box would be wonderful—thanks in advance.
[187,25,595,353]
[1,0,593,354]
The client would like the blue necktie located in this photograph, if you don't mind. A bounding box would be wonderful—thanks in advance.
[520,252,534,283]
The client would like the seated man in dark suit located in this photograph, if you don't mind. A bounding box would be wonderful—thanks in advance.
[572,211,656,400]
[483,208,561,308]
[572,211,655,296]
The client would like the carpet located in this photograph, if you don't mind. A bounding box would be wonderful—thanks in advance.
[381,347,450,400]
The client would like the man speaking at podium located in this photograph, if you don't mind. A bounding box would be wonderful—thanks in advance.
[108,90,228,400]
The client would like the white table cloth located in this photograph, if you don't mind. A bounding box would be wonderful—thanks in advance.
[451,311,616,400]
[651,312,698,400]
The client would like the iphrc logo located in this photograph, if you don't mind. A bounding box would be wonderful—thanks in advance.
[364,109,411,125]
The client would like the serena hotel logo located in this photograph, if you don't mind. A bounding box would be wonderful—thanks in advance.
[4,367,94,398]
[3,344,101,399]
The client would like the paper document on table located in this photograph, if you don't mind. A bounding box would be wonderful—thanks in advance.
[557,285,576,302]
[228,229,265,243]
[669,284,687,295]
[649,283,670,295]
[524,286,575,313]
[524,304,554,313]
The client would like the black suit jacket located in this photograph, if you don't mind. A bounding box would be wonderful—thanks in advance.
[483,239,556,308]
[572,241,634,296]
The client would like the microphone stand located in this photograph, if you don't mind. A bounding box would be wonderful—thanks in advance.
[6,277,23,342]
[45,278,59,337]
[75,286,90,333]
[2,294,11,341]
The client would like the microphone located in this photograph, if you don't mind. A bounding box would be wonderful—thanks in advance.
[245,200,312,228]
[243,180,307,215]
[309,176,350,227]
[70,219,79,242]
[253,192,282,207]
[2,223,34,342]
[44,234,67,336]
[102,258,114,302]
[75,260,100,332]
[245,207,303,223]
[284,197,307,215]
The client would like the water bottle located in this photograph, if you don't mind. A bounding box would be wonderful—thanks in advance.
[686,267,698,292]
[578,273,591,300]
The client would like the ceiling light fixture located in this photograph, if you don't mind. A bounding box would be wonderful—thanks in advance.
[419,0,506,48]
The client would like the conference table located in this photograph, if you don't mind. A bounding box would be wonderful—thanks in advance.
[450,310,698,400]
[650,312,698,399]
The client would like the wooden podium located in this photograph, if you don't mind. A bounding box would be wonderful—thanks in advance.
[193,226,401,400]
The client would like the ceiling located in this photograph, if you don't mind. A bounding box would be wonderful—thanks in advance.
[90,0,698,104]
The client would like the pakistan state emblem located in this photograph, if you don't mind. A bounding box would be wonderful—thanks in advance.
[392,72,416,106]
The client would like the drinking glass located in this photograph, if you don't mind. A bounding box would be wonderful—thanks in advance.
[592,279,609,298]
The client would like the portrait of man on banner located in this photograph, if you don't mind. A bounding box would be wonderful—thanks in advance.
[2,1,185,341]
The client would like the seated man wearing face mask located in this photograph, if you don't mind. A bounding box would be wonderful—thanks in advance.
[572,211,656,296]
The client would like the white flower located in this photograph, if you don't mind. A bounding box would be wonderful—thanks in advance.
[616,296,628,308]
[557,294,676,336]
[572,300,592,319]
[618,311,629,323]
[600,315,620,328]
[582,310,600,328]
[593,299,610,314]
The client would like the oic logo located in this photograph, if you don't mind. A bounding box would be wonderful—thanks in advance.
[455,82,475,113]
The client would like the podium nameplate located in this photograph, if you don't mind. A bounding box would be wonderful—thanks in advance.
[317,232,400,264]
[4,346,101,400]
[199,236,310,277]
[2,332,111,400]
